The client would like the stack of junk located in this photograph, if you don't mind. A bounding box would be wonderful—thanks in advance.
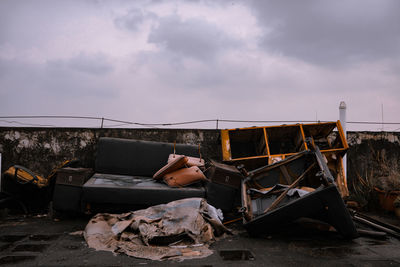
[3,121,400,261]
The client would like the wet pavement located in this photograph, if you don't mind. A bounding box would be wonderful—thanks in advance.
[1,214,400,266]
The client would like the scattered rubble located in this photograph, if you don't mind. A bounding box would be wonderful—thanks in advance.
[2,121,400,262]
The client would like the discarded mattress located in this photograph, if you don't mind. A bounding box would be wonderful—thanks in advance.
[84,198,229,261]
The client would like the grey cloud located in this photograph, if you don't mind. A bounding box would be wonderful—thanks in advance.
[0,0,97,47]
[0,58,47,114]
[249,0,400,66]
[0,58,44,95]
[43,62,115,98]
[133,51,222,90]
[133,50,269,100]
[114,8,146,31]
[148,16,239,60]
[67,53,114,75]
[0,57,116,115]
[47,53,113,76]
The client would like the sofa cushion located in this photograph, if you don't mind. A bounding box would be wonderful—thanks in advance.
[82,173,206,207]
[95,137,200,177]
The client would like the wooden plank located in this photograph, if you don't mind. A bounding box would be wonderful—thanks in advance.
[336,155,349,197]
[279,165,293,184]
[264,163,316,213]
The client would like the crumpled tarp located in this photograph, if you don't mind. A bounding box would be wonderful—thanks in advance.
[84,198,229,261]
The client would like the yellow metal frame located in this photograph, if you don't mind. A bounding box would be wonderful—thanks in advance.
[221,121,347,162]
[220,130,231,161]
[220,121,349,196]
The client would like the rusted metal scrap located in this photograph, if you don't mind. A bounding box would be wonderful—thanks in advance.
[351,211,400,239]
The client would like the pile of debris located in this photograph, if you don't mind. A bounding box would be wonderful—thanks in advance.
[84,198,228,261]
[237,145,357,238]
[2,121,400,261]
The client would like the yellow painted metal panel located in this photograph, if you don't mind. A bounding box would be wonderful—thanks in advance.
[220,130,232,161]
[230,155,269,162]
[336,120,349,150]
[299,125,308,150]
[263,128,270,156]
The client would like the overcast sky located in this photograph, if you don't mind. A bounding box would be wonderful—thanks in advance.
[0,0,399,130]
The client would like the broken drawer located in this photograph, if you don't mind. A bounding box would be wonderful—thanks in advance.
[56,167,93,186]
[205,160,243,189]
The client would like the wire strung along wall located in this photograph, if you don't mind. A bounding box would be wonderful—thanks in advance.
[1,115,400,131]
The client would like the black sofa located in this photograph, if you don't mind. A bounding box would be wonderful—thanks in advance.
[82,137,206,211]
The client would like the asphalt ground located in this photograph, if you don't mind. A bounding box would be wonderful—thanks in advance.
[1,213,400,267]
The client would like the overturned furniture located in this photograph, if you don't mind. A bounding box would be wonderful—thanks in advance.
[239,146,358,239]
[221,121,349,197]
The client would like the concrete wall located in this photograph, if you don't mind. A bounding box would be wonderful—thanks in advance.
[1,127,400,208]
[0,127,221,176]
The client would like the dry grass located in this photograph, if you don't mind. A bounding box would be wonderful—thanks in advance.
[349,142,400,209]
[369,146,400,191]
